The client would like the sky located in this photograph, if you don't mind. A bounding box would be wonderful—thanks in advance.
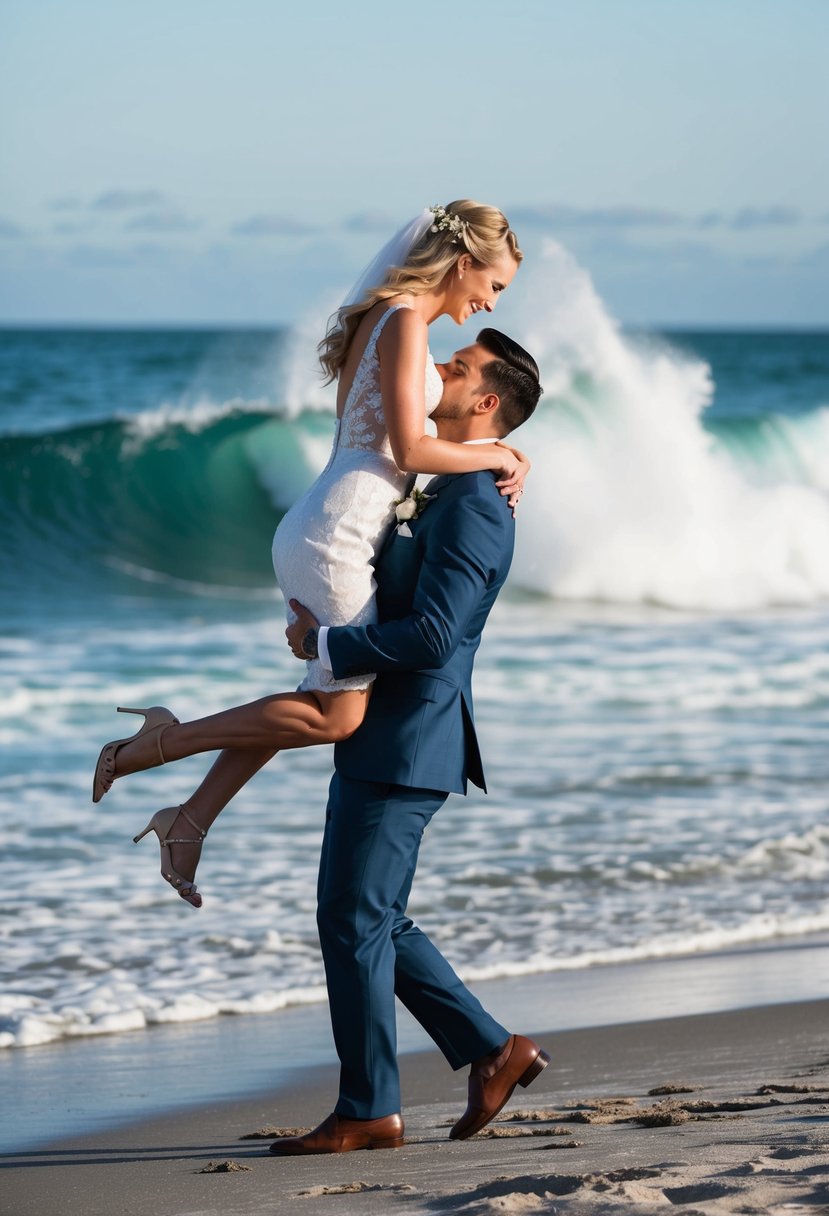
[1,0,827,327]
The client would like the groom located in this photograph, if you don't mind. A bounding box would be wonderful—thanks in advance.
[276,328,546,1155]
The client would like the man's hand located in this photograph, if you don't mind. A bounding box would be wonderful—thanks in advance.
[286,599,321,659]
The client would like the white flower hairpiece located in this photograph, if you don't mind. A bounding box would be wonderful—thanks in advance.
[429,204,467,240]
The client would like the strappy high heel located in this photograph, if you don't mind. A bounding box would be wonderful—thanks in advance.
[92,706,179,803]
[133,805,206,908]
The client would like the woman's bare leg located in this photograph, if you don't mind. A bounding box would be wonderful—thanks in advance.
[113,688,370,778]
[186,745,278,826]
[115,688,370,888]
[161,745,278,885]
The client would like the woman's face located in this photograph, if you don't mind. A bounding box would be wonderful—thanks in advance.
[447,249,519,325]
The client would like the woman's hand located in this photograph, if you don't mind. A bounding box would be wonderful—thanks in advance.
[286,599,321,659]
[494,443,530,513]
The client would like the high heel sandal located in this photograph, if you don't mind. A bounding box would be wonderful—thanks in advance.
[92,706,179,803]
[133,805,206,908]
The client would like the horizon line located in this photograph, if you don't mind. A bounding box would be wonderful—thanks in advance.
[2,320,828,333]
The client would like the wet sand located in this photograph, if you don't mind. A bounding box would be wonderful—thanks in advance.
[3,998,828,1216]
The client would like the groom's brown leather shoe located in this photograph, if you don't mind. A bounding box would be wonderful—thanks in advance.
[268,1111,404,1155]
[449,1034,551,1140]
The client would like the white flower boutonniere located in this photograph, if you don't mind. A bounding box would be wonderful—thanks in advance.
[394,487,434,536]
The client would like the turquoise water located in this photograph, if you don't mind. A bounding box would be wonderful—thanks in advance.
[2,275,829,1052]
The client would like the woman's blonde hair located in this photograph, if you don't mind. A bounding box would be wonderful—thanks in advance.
[318,200,522,382]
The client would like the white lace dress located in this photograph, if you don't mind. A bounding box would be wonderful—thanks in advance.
[272,305,443,692]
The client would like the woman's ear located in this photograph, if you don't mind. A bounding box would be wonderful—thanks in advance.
[457,254,473,276]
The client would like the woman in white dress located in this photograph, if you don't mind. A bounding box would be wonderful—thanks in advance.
[93,201,529,906]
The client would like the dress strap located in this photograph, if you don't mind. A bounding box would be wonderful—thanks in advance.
[364,302,408,359]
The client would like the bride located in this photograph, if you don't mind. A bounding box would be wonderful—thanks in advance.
[93,200,529,907]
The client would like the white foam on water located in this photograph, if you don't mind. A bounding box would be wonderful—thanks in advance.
[100,557,279,599]
[278,298,340,418]
[738,406,829,492]
[502,241,829,609]
[459,909,829,982]
[3,901,827,1050]
[120,394,276,440]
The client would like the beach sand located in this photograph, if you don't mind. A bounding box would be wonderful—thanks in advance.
[3,998,828,1216]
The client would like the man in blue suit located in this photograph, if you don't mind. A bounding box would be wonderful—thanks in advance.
[273,329,547,1155]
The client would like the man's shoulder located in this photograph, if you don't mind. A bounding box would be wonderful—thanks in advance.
[433,470,511,518]
[434,468,502,499]
[423,473,513,557]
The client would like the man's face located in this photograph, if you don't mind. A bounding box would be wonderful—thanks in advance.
[433,343,493,421]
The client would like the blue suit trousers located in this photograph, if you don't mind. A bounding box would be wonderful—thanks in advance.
[317,773,509,1118]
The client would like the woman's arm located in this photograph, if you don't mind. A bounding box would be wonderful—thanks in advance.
[377,308,529,494]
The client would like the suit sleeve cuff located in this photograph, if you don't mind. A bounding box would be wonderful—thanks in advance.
[317,626,332,672]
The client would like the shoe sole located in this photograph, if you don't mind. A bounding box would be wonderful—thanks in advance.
[269,1137,404,1155]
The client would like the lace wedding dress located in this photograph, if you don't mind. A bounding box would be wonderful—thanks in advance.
[272,304,442,692]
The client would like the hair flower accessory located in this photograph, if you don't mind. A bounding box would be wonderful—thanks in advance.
[394,487,434,535]
[429,204,467,240]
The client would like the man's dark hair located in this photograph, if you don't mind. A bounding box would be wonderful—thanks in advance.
[476,328,543,436]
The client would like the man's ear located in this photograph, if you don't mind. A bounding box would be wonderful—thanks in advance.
[474,393,500,417]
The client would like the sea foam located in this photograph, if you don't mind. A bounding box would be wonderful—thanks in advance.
[499,241,829,609]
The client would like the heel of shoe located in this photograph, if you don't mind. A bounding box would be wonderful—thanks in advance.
[132,819,156,844]
[117,706,178,763]
[132,805,177,845]
[518,1049,551,1088]
[368,1136,405,1150]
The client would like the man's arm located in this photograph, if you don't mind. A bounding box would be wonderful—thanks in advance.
[286,490,511,674]
[327,492,511,678]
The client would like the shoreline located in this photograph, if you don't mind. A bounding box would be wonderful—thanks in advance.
[3,934,827,1156]
[4,998,828,1216]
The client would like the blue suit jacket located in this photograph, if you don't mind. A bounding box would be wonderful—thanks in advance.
[327,469,515,795]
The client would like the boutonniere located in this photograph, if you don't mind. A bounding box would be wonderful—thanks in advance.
[394,487,434,536]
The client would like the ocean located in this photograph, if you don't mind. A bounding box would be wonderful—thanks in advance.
[2,241,828,1052]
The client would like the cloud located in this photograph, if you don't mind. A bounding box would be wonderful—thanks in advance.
[128,241,173,259]
[698,206,807,229]
[48,197,83,212]
[66,243,139,267]
[509,204,682,229]
[511,203,808,233]
[344,210,396,233]
[731,206,801,229]
[0,218,25,238]
[125,209,200,233]
[799,241,829,266]
[91,189,166,212]
[52,220,95,235]
[586,235,725,267]
[231,214,319,237]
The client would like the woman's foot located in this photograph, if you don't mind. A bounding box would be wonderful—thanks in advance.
[132,804,207,907]
[163,807,206,895]
[92,706,179,802]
